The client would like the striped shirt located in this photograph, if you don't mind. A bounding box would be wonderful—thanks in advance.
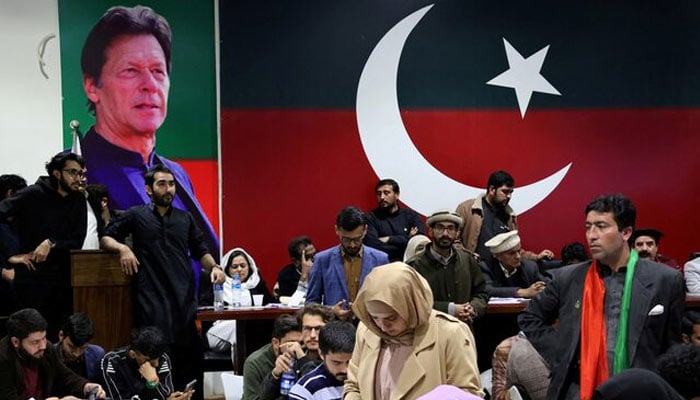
[288,363,343,400]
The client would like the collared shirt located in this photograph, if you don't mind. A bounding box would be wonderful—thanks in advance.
[105,203,209,344]
[601,265,626,370]
[500,263,517,278]
[342,246,363,302]
[429,246,454,266]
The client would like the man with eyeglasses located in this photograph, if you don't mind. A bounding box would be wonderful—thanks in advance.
[407,209,489,324]
[306,206,389,320]
[261,304,335,399]
[0,152,91,340]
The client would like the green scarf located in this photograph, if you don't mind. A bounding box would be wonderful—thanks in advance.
[613,249,638,373]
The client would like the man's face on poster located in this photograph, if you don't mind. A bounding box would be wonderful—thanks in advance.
[85,34,170,138]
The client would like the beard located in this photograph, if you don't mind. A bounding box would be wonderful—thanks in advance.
[15,345,43,367]
[58,176,79,193]
[334,373,348,381]
[151,192,174,207]
[434,235,453,250]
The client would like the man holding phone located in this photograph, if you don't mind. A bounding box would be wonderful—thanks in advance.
[101,326,193,400]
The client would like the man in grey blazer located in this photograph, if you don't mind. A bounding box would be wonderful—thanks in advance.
[519,194,684,400]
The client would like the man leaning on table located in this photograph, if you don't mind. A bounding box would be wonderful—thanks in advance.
[479,231,547,299]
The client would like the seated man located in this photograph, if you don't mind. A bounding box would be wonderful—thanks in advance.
[684,256,700,294]
[277,236,316,298]
[54,313,106,381]
[480,231,547,298]
[306,206,389,319]
[101,326,191,400]
[407,209,489,324]
[262,304,335,398]
[0,308,105,399]
[490,333,549,400]
[243,314,303,400]
[630,228,680,272]
[289,320,356,400]
[656,344,700,399]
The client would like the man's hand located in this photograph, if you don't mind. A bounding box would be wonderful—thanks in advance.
[331,300,353,321]
[272,341,304,378]
[455,302,477,323]
[83,382,106,399]
[517,281,546,298]
[536,249,554,260]
[210,266,226,284]
[31,239,52,263]
[1,268,14,281]
[378,236,390,244]
[409,226,418,236]
[119,246,140,275]
[8,253,35,271]
[299,250,313,282]
[138,361,159,383]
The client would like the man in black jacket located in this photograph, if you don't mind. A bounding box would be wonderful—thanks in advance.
[0,153,88,340]
[364,179,425,262]
[0,308,104,399]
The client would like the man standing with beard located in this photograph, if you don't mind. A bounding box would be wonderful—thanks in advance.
[455,170,552,262]
[100,164,225,396]
[407,210,489,323]
[364,179,425,262]
[0,153,88,340]
[306,206,389,319]
[0,308,105,399]
[288,321,356,400]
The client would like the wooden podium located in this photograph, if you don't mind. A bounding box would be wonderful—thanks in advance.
[70,250,132,351]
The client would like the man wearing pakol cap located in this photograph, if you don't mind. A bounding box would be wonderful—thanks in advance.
[629,228,680,273]
[479,231,547,298]
[406,209,489,324]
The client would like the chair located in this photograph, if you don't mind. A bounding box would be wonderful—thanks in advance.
[221,372,244,400]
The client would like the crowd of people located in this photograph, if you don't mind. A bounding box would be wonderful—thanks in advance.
[1,3,700,400]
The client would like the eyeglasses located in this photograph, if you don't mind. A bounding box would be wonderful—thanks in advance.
[63,169,86,178]
[340,235,364,245]
[432,225,457,234]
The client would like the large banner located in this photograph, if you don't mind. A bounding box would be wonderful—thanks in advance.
[221,0,700,285]
[58,1,220,251]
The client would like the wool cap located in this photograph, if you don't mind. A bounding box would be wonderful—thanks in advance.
[426,209,463,228]
[485,230,521,254]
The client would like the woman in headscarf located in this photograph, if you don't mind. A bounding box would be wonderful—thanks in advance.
[206,247,274,351]
[403,234,431,262]
[344,262,483,400]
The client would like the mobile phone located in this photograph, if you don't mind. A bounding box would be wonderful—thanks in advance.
[184,379,197,392]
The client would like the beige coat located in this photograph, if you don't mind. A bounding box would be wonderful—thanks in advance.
[343,311,484,399]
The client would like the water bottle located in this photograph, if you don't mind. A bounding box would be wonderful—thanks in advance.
[279,367,296,395]
[231,273,242,308]
[213,283,224,311]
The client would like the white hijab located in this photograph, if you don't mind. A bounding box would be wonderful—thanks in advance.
[220,247,262,306]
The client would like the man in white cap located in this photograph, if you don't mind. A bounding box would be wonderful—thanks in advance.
[406,209,489,324]
[480,231,547,298]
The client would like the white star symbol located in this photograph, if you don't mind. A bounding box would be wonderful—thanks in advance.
[487,38,561,118]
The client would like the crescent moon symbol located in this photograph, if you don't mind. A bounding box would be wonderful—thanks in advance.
[356,4,571,215]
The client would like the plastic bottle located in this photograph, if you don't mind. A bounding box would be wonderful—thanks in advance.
[213,283,224,310]
[279,363,297,395]
[231,273,242,308]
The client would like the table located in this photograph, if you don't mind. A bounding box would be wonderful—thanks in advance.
[198,295,700,374]
[198,306,301,373]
